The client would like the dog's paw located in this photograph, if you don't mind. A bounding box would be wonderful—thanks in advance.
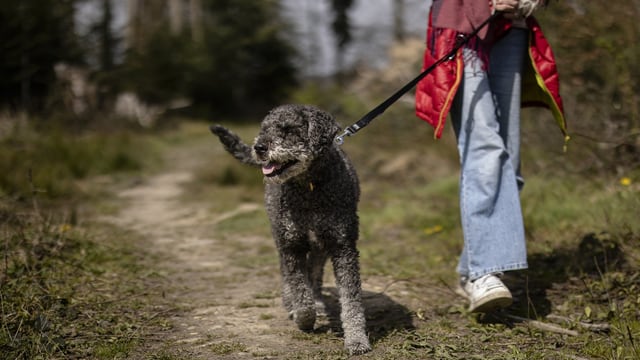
[345,338,372,356]
[314,299,328,317]
[289,307,316,332]
[344,330,371,355]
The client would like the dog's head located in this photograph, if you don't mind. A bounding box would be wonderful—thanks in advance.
[252,104,340,184]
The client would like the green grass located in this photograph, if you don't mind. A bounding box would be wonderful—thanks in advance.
[0,117,174,359]
[0,205,176,359]
[0,120,160,201]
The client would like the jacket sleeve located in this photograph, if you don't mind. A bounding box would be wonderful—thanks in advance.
[415,13,464,139]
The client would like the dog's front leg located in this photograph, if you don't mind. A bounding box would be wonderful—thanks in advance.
[331,243,371,355]
[308,247,328,316]
[278,243,316,331]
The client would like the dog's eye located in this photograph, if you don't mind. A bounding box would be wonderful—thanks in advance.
[279,123,297,133]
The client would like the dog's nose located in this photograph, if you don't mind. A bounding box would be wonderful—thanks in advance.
[254,143,268,155]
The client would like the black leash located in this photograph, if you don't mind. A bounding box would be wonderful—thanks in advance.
[335,12,502,145]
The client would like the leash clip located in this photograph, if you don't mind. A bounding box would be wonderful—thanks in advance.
[334,129,351,145]
[334,124,361,145]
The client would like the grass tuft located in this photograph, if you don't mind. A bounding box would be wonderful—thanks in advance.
[0,204,174,359]
[0,120,158,200]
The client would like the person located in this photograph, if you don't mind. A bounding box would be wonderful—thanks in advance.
[415,0,569,313]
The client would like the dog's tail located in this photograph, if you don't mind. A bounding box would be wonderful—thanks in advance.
[209,125,260,167]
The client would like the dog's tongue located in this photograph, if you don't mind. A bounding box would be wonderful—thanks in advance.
[262,163,280,175]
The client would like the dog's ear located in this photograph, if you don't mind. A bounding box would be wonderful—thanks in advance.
[209,125,239,147]
[306,107,340,149]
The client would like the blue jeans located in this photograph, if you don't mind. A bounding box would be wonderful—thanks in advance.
[450,29,529,281]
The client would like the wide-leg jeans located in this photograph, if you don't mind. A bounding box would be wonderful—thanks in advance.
[450,28,529,280]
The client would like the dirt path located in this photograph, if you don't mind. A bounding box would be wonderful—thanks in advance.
[111,169,298,358]
[100,136,424,359]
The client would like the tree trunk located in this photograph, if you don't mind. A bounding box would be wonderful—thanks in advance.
[190,0,203,42]
[393,0,406,42]
[100,0,115,72]
[126,0,140,51]
[168,0,183,35]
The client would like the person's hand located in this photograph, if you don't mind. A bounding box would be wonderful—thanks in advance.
[494,0,520,13]
[495,0,542,18]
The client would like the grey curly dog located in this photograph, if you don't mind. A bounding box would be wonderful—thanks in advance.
[210,104,371,355]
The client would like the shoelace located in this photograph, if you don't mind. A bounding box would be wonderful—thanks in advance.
[472,273,504,290]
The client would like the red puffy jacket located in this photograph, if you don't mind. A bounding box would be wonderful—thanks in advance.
[415,14,569,144]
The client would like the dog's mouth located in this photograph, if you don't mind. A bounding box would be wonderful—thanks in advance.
[261,160,298,177]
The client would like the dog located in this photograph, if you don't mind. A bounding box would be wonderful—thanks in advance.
[210,104,371,355]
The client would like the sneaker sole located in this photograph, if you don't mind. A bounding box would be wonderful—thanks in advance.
[469,291,513,313]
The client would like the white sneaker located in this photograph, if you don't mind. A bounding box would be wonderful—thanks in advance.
[458,273,512,313]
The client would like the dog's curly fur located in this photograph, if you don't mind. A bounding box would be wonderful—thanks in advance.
[210,104,371,355]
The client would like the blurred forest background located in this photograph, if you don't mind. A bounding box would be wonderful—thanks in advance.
[0,0,638,143]
[0,0,638,168]
[2,0,639,269]
[0,0,431,121]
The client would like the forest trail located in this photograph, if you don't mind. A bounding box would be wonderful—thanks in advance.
[87,122,637,360]
[100,130,424,359]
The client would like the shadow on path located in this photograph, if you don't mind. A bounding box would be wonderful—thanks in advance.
[317,288,414,343]
[498,232,628,321]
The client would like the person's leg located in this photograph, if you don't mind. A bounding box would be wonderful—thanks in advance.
[451,35,527,284]
[490,28,529,189]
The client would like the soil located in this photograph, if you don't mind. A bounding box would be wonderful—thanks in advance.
[101,137,441,359]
